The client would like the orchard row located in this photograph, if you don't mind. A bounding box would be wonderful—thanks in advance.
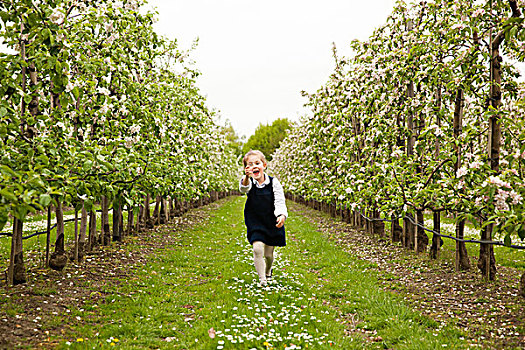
[272,0,525,284]
[0,0,239,285]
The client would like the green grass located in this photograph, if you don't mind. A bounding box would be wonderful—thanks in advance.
[56,197,467,349]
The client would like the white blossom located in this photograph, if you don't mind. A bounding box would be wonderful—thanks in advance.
[456,167,467,178]
[100,104,109,114]
[130,124,140,134]
[50,9,65,25]
[65,81,75,92]
[96,87,111,96]
[472,8,485,18]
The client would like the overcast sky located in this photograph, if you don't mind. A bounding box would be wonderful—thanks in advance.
[150,0,398,138]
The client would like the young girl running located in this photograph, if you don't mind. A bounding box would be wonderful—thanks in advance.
[239,150,287,287]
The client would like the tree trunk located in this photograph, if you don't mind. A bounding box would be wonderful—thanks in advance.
[402,20,416,252]
[477,4,521,279]
[415,210,428,253]
[417,210,428,253]
[455,219,470,271]
[403,214,415,250]
[78,203,88,260]
[49,200,67,271]
[27,62,38,137]
[112,198,122,242]
[119,203,124,238]
[46,206,52,266]
[8,218,26,285]
[430,84,442,260]
[153,195,161,225]
[101,196,110,245]
[144,194,153,228]
[163,197,169,223]
[126,206,134,235]
[391,216,402,243]
[478,226,496,279]
[159,197,166,224]
[169,198,175,217]
[74,208,78,262]
[430,211,441,259]
[136,204,143,232]
[8,23,28,285]
[88,210,97,250]
[373,219,385,238]
[453,88,470,269]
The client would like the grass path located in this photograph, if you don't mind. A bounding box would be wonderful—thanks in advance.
[52,196,468,349]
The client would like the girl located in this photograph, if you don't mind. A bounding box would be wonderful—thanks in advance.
[240,150,287,287]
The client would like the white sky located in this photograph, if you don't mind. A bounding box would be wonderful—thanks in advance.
[1,1,397,139]
[148,0,398,139]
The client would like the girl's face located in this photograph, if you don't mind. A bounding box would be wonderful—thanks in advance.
[245,155,266,183]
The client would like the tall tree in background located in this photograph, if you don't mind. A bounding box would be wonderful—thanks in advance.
[220,119,245,157]
[243,118,291,160]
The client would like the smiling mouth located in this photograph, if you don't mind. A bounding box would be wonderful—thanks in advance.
[253,170,260,176]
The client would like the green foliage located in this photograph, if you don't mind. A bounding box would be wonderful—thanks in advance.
[219,119,244,157]
[0,0,238,229]
[242,118,291,160]
[272,0,525,248]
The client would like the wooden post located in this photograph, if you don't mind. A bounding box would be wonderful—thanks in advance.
[88,210,96,250]
[127,206,134,235]
[74,208,79,262]
[46,206,51,266]
[453,88,470,270]
[79,203,88,259]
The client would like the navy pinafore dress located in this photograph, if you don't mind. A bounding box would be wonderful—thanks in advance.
[244,176,286,247]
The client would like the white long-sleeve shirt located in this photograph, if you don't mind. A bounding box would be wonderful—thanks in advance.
[239,174,288,218]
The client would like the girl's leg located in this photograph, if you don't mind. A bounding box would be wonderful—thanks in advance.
[252,241,267,285]
[263,245,275,278]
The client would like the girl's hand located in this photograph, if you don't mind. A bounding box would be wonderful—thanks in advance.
[245,166,253,178]
[276,215,286,228]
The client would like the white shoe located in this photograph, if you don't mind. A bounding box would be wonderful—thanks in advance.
[258,281,267,287]
[266,269,273,284]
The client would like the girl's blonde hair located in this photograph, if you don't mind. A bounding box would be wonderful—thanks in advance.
[243,150,267,167]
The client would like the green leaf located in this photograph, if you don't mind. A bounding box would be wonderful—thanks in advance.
[84,199,93,212]
[0,188,16,202]
[13,204,29,221]
[0,165,16,178]
[37,154,49,166]
[503,234,511,247]
[83,160,93,171]
[75,201,83,212]
[24,94,32,104]
[0,207,8,231]
[39,194,52,207]
[0,11,10,23]
[518,227,525,240]
[41,28,50,40]
[72,86,80,100]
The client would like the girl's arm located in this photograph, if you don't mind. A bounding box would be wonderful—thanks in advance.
[272,177,288,227]
[239,167,253,194]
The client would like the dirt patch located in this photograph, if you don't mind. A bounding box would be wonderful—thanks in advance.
[289,201,524,349]
[0,204,215,349]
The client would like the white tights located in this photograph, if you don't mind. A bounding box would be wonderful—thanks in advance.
[252,241,274,284]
